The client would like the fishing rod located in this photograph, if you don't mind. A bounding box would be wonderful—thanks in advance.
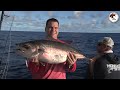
[0,11,10,31]
[0,16,14,79]
[0,11,4,31]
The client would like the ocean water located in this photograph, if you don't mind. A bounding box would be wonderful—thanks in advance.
[0,31,120,79]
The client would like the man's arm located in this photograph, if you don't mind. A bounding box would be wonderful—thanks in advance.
[87,56,98,79]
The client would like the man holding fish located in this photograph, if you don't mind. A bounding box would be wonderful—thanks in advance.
[16,18,85,79]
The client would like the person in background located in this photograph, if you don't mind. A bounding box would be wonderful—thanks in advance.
[89,37,120,79]
[26,18,85,79]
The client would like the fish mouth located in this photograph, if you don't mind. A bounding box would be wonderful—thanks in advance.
[16,49,21,51]
[16,48,25,53]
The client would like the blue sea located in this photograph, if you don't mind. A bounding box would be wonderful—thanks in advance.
[0,31,120,79]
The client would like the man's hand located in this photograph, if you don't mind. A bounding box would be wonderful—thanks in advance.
[67,52,77,68]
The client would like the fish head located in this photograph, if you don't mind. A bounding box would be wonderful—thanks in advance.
[16,42,38,59]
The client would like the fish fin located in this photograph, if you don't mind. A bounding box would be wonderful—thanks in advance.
[77,54,86,60]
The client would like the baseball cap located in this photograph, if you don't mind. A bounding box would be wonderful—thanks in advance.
[98,37,114,48]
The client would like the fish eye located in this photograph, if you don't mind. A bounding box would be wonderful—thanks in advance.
[23,45,30,49]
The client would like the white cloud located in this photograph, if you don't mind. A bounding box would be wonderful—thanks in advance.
[48,11,53,17]
[21,11,33,21]
[1,13,46,31]
[74,11,82,18]
[4,11,12,16]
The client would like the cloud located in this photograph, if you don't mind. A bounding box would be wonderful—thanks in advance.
[67,16,77,19]
[48,11,53,17]
[74,11,82,18]
[4,11,12,16]
[22,11,33,15]
[60,22,87,32]
[1,12,46,31]
[21,11,33,21]
[1,11,120,33]
[100,16,112,28]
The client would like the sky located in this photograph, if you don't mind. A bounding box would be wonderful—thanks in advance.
[0,11,120,33]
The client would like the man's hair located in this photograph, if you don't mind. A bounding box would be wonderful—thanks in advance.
[46,18,59,26]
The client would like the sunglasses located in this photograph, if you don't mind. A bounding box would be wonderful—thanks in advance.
[97,42,109,47]
[97,42,104,46]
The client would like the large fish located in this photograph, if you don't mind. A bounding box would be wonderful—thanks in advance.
[16,40,85,64]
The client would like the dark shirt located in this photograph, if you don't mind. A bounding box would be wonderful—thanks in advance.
[93,53,120,79]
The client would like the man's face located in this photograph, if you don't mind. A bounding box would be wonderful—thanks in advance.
[97,43,108,54]
[45,21,59,39]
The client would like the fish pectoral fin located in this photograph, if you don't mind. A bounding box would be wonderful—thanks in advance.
[76,54,86,60]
